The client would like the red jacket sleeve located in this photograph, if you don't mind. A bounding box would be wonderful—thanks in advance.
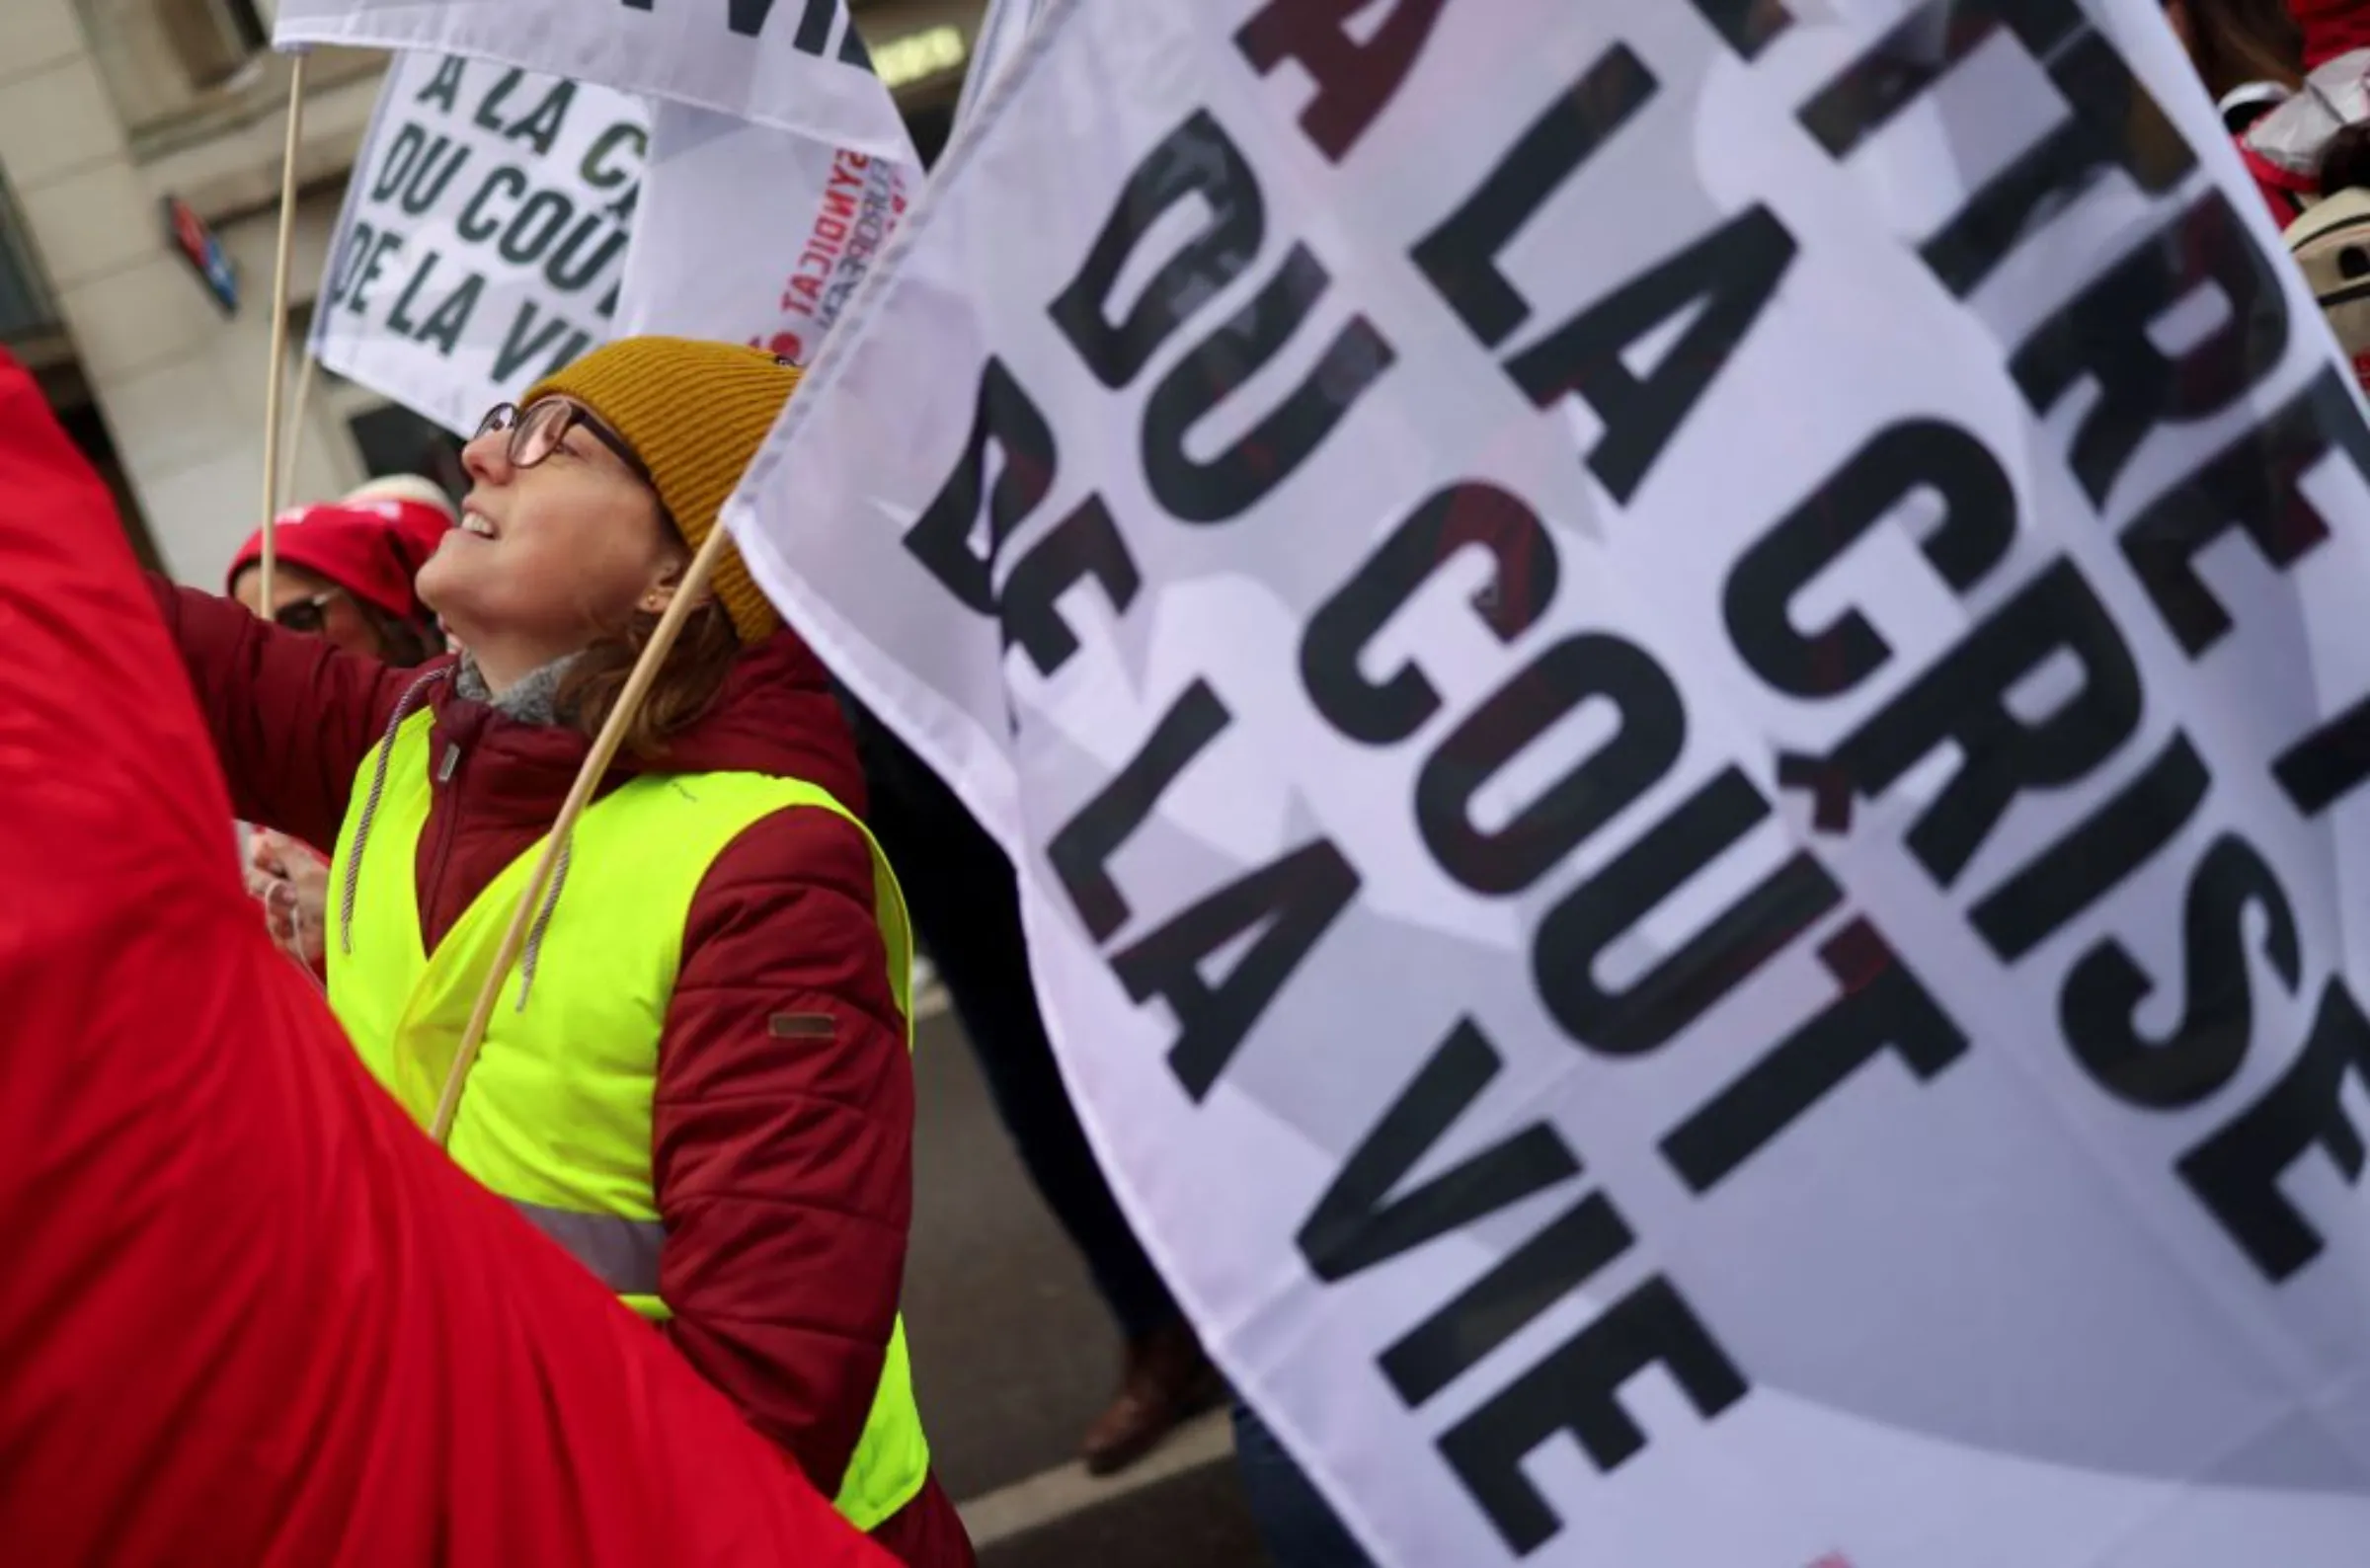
[146,578,425,852]
[654,806,914,1494]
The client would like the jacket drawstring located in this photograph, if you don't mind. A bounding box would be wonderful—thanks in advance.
[514,832,572,1012]
[338,667,451,957]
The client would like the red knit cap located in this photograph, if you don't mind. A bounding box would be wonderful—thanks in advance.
[226,496,454,623]
[2293,0,2370,68]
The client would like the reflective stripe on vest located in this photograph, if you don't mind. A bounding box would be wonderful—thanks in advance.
[327,707,931,1533]
[510,1200,666,1296]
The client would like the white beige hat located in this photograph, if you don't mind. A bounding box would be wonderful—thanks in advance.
[2285,187,2370,370]
[342,473,458,528]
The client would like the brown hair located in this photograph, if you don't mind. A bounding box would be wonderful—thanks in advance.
[232,558,443,668]
[362,603,443,668]
[555,599,743,760]
[2174,0,2304,98]
[2325,120,2370,192]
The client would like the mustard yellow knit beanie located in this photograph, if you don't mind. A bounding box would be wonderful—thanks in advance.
[526,337,799,645]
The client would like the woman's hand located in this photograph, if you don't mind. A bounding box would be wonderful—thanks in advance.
[246,828,330,972]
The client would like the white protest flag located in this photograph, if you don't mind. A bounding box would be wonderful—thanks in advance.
[312,52,647,434]
[613,103,911,363]
[279,1,920,369]
[950,0,1045,129]
[273,0,908,159]
[729,0,2370,1561]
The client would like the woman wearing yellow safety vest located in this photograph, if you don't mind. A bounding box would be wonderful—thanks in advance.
[148,337,975,1567]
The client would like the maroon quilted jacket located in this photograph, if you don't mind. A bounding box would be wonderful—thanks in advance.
[149,582,973,1568]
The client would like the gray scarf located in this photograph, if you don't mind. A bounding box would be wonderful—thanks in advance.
[455,651,583,727]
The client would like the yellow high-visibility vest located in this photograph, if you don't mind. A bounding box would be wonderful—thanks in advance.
[327,707,930,1532]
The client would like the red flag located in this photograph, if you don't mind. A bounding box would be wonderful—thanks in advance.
[0,349,891,1568]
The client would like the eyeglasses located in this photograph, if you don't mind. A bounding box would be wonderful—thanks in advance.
[473,399,653,484]
[274,589,343,635]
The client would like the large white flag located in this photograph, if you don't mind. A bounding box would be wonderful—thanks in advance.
[274,0,908,159]
[613,102,911,363]
[312,51,646,434]
[729,0,2370,1563]
[286,1,918,370]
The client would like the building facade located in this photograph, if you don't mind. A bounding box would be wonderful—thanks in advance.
[0,0,979,584]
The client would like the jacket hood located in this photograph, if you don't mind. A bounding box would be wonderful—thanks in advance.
[415,626,868,836]
[652,629,867,814]
[335,625,869,1008]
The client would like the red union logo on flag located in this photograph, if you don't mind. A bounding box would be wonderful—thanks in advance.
[1810,1554,1854,1568]
[751,330,807,366]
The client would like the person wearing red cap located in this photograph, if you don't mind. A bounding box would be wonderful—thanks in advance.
[226,487,455,665]
[2174,1,2370,397]
[232,482,456,973]
[2222,0,2370,219]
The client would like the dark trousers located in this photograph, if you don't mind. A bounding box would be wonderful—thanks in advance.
[1230,1399,1375,1568]
[847,697,1181,1340]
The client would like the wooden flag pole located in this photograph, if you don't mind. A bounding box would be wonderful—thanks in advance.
[428,520,737,1144]
[256,49,310,615]
[279,348,318,508]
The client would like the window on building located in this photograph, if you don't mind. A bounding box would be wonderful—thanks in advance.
[54,396,163,571]
[79,0,262,134]
[156,0,269,92]
[77,0,377,147]
[347,402,468,507]
[0,174,59,348]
